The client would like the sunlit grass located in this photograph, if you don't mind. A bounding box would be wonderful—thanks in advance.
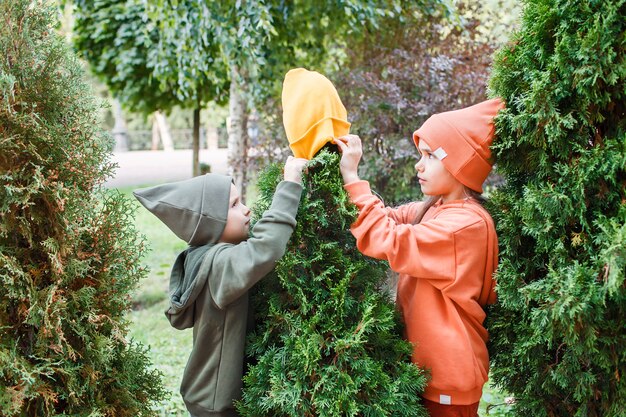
[130,299,191,416]
[113,185,190,415]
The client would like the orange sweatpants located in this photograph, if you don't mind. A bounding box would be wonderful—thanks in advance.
[422,398,479,417]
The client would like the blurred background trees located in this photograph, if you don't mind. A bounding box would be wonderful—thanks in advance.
[71,0,229,176]
[145,0,453,196]
[68,0,516,200]
[334,2,498,204]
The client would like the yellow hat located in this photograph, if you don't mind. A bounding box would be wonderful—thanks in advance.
[282,68,351,159]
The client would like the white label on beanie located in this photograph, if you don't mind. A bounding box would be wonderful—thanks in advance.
[433,147,448,160]
[439,395,452,405]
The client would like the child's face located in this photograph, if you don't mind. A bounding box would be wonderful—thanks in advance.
[219,184,251,244]
[415,141,466,202]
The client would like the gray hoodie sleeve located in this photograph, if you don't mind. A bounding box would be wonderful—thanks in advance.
[208,180,302,309]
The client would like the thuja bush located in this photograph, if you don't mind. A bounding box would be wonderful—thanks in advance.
[238,149,427,417]
[0,1,164,415]
[487,0,626,416]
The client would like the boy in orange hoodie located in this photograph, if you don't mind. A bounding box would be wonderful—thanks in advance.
[335,98,504,417]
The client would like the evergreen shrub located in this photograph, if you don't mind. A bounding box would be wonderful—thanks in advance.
[238,149,428,417]
[487,0,626,416]
[0,1,165,415]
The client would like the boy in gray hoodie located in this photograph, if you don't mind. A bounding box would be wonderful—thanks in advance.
[133,156,307,417]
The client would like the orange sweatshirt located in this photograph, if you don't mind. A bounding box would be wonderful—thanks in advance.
[345,180,497,406]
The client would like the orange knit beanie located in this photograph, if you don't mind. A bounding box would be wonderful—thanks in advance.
[282,68,351,160]
[413,98,505,193]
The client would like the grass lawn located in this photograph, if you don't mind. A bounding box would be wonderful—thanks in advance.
[115,184,513,416]
[112,185,190,415]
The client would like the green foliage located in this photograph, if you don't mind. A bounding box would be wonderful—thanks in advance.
[239,149,428,417]
[487,0,626,415]
[0,1,165,414]
[71,0,173,114]
[149,0,449,104]
[71,0,229,114]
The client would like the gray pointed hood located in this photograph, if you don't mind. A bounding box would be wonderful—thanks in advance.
[133,174,232,246]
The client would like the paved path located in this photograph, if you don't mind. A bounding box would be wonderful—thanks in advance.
[104,149,229,188]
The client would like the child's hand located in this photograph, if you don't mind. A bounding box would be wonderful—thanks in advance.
[284,156,308,184]
[334,134,362,184]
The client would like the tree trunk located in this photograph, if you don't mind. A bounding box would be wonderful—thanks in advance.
[192,107,200,177]
[151,114,159,150]
[111,99,128,152]
[154,111,173,151]
[227,65,248,197]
